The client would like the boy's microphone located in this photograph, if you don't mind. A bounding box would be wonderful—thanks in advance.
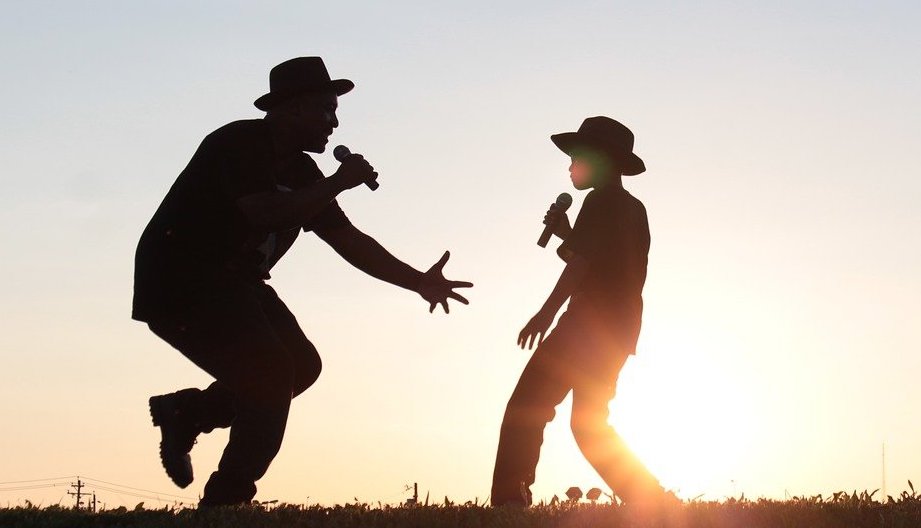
[537,193,573,247]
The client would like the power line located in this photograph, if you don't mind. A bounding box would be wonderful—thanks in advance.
[0,475,197,505]
[0,476,77,486]
[79,477,197,501]
[90,485,189,504]
[0,483,71,492]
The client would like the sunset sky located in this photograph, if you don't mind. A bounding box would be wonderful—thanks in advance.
[1,0,920,508]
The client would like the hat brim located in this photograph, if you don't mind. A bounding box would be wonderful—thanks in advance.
[254,79,355,111]
[550,132,646,176]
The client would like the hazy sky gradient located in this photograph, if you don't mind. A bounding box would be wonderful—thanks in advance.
[1,0,920,507]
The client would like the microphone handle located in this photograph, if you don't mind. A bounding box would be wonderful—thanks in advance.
[537,222,554,248]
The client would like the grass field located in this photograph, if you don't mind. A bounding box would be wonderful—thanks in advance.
[5,490,921,528]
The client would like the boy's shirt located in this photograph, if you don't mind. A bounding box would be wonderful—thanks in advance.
[557,185,650,350]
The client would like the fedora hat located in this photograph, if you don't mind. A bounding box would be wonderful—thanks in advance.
[254,57,354,111]
[550,116,645,176]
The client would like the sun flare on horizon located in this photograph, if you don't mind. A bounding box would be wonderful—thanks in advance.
[610,334,756,500]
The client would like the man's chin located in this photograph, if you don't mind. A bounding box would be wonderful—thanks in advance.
[304,141,327,154]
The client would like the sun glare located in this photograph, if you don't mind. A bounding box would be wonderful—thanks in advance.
[610,333,755,500]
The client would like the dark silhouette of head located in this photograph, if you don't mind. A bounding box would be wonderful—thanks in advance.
[256,57,354,153]
[551,117,645,190]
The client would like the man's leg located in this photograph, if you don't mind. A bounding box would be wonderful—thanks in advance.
[150,283,322,442]
[198,284,324,506]
[147,286,301,504]
[254,284,322,399]
[491,322,580,506]
[146,308,240,490]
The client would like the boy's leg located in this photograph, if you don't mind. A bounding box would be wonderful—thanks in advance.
[570,351,664,505]
[491,320,584,506]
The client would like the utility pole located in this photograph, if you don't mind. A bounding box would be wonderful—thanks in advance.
[68,479,85,510]
[91,492,97,513]
[882,442,887,502]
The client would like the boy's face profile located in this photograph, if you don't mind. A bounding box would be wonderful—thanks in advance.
[568,158,594,190]
[568,149,615,190]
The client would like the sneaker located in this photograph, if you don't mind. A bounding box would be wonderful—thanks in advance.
[149,389,201,488]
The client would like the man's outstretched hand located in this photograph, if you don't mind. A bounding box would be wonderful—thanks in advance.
[417,251,472,313]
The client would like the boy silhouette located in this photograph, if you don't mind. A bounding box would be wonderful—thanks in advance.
[492,117,666,508]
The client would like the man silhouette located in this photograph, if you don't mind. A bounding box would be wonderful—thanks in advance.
[492,117,666,508]
[133,57,472,506]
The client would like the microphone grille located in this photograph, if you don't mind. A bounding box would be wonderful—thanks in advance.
[333,145,351,162]
[556,192,573,211]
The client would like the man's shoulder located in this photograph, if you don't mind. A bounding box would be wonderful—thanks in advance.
[204,119,270,147]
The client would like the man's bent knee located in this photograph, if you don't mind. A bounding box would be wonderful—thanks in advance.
[292,355,322,397]
[235,362,296,409]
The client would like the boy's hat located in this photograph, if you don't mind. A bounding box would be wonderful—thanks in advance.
[551,117,645,176]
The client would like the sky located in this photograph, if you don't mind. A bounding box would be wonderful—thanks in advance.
[1,0,920,509]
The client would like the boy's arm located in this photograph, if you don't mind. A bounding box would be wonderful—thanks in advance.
[517,254,590,349]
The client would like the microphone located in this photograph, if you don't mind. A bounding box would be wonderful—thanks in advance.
[537,193,573,248]
[333,145,379,190]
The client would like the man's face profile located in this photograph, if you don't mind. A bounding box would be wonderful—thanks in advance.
[276,91,339,153]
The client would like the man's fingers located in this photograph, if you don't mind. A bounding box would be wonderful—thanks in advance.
[448,292,469,305]
[450,281,473,289]
[433,250,450,271]
[429,302,436,313]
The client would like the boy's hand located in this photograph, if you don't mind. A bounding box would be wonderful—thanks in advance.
[518,308,555,350]
[543,203,572,240]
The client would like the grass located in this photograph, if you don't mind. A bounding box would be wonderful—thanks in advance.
[6,488,921,528]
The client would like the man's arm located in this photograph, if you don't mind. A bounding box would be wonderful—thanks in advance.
[235,155,377,231]
[517,254,590,349]
[317,223,422,290]
[317,223,473,313]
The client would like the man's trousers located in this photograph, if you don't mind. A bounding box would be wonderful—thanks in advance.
[148,281,321,505]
